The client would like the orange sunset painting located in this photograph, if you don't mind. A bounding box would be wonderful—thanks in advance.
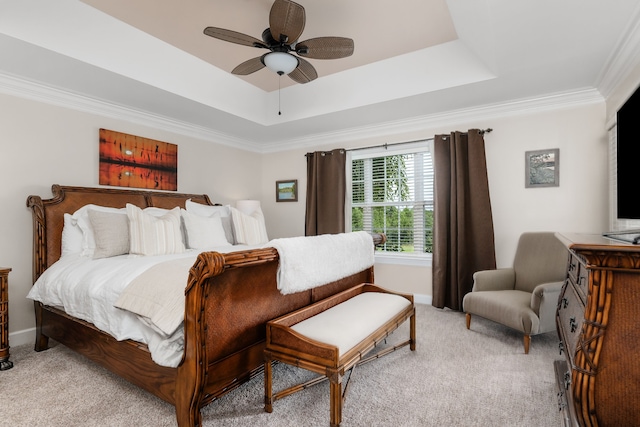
[99,129,178,191]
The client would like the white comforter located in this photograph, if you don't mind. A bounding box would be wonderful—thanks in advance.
[26,232,376,369]
[26,245,250,368]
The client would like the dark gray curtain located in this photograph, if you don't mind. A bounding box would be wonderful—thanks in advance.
[432,130,496,310]
[305,149,346,236]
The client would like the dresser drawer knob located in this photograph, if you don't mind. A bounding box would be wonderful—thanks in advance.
[557,391,567,411]
[564,371,571,390]
[570,317,578,333]
[558,341,564,355]
[562,297,569,309]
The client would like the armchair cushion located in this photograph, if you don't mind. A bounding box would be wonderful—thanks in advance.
[463,290,539,334]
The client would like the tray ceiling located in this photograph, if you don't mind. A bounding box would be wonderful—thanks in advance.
[1,0,639,151]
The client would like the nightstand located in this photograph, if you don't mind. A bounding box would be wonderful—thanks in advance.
[0,267,12,370]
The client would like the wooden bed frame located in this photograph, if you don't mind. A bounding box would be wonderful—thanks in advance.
[27,184,379,427]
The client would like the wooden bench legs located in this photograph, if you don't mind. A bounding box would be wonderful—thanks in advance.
[264,310,416,426]
[264,360,274,413]
[330,378,342,427]
[264,284,415,426]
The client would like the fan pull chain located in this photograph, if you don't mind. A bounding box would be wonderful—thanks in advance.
[278,72,283,115]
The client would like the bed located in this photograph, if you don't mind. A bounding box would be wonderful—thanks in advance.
[26,184,381,427]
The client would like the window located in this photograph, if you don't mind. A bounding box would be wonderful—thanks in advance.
[347,140,434,263]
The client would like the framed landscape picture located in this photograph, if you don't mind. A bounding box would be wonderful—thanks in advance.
[525,148,559,188]
[276,179,298,202]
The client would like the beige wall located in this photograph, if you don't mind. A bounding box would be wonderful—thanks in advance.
[0,92,262,342]
[2,88,612,342]
[261,101,610,299]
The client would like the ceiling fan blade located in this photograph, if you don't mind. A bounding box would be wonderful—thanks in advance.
[288,57,317,84]
[232,56,266,75]
[203,27,267,48]
[269,0,305,44]
[296,37,354,59]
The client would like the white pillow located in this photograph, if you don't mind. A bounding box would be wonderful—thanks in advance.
[127,204,185,256]
[181,209,230,249]
[143,207,171,217]
[61,213,84,256]
[230,206,269,245]
[71,204,127,257]
[186,199,230,217]
[88,209,130,259]
[185,199,235,244]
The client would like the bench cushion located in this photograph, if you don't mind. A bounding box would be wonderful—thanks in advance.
[290,292,411,356]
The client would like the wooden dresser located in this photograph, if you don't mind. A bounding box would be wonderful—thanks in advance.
[0,267,12,370]
[555,233,640,426]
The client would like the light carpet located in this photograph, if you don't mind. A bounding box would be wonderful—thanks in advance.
[1,304,562,426]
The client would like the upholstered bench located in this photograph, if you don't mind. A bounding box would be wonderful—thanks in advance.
[264,283,416,427]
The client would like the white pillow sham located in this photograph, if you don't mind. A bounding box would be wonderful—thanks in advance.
[142,207,171,217]
[185,199,229,217]
[61,213,84,256]
[180,209,230,249]
[185,199,235,244]
[230,206,269,245]
[127,204,185,256]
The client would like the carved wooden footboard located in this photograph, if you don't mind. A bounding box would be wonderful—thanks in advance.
[27,185,378,426]
[177,249,374,426]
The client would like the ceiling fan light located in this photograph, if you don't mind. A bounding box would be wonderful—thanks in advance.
[263,52,298,75]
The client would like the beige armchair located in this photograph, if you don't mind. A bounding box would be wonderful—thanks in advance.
[463,232,568,353]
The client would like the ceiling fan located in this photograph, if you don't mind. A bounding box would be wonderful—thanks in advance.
[203,0,354,84]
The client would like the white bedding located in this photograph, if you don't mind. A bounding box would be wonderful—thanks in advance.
[26,244,252,368]
[270,231,374,295]
[27,231,376,369]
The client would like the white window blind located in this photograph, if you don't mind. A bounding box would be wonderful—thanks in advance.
[348,140,434,256]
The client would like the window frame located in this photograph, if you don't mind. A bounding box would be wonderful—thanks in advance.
[346,140,434,266]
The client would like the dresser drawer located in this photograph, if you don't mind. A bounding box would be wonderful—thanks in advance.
[566,254,588,304]
[554,360,578,427]
[566,253,579,284]
[574,262,588,305]
[557,280,584,365]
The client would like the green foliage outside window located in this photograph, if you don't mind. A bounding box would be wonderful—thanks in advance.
[351,153,433,254]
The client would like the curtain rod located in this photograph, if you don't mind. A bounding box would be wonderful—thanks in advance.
[345,128,493,153]
[304,128,493,156]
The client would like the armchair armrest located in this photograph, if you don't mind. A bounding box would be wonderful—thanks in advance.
[530,281,564,333]
[472,268,515,292]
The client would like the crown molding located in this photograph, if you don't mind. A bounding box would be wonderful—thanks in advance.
[0,71,259,152]
[596,3,640,99]
[1,70,603,154]
[261,88,604,153]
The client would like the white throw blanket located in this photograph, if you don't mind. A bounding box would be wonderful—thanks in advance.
[269,231,375,295]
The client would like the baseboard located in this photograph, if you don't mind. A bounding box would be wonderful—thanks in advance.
[9,327,35,348]
[414,294,432,305]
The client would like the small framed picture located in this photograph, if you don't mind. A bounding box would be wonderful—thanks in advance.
[276,179,298,202]
[525,149,559,188]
